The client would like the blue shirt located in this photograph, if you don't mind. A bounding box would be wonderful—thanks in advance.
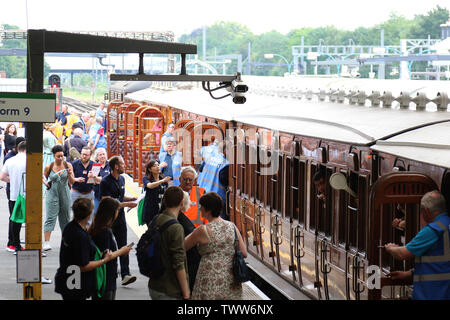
[405,213,447,257]
[99,174,125,216]
[160,152,174,178]
[71,160,94,193]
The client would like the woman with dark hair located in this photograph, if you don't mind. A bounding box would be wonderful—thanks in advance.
[55,198,113,300]
[89,196,132,300]
[142,160,171,225]
[4,123,17,156]
[42,144,78,251]
[184,192,247,300]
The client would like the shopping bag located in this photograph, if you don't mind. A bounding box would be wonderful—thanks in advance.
[94,247,106,299]
[11,172,26,224]
[137,197,146,226]
[10,193,26,224]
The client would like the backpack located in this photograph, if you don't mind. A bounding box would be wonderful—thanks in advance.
[67,138,81,161]
[136,214,178,279]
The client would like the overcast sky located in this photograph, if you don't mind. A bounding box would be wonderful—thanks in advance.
[1,0,449,38]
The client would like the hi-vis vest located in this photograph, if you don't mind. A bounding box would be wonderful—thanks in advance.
[185,186,206,227]
[198,147,229,204]
[413,214,450,300]
[158,151,182,186]
[64,114,80,137]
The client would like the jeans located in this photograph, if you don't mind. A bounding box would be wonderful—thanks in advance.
[8,200,22,250]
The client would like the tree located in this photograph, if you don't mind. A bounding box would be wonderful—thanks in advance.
[409,6,449,39]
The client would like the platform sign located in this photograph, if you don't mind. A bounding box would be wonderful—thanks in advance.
[16,250,41,283]
[0,92,55,122]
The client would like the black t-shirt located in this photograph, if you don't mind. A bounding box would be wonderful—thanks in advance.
[55,220,96,298]
[99,174,125,216]
[91,228,118,291]
[142,176,167,224]
[71,160,94,193]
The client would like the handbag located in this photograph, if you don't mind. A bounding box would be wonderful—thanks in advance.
[137,188,146,226]
[232,227,251,283]
[94,247,106,299]
[11,172,26,224]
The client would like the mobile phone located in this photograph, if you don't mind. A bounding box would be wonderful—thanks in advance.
[127,242,135,248]
[101,249,108,258]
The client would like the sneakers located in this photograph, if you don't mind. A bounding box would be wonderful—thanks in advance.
[41,277,52,284]
[43,242,52,251]
[6,246,15,253]
[121,275,137,286]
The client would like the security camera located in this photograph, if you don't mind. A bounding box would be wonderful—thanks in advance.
[231,91,246,104]
[230,74,248,104]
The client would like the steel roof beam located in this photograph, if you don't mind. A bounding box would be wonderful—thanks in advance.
[28,29,196,55]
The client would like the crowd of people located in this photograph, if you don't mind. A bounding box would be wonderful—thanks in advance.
[0,103,246,301]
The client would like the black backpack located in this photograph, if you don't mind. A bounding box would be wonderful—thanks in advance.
[136,214,178,279]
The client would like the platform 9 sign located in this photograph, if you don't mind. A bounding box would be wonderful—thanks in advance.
[0,92,55,123]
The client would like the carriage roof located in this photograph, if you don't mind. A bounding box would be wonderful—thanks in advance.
[371,121,450,169]
[124,77,450,146]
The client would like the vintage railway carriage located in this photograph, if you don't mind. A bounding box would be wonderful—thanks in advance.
[119,77,450,300]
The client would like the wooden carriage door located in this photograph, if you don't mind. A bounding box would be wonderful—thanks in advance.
[117,103,129,160]
[106,100,123,157]
[132,106,149,181]
[138,107,164,187]
[123,104,140,176]
[367,172,438,300]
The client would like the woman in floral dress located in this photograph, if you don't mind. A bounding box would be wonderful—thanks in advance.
[185,192,247,300]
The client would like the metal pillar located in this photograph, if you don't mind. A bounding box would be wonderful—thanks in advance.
[25,29,44,300]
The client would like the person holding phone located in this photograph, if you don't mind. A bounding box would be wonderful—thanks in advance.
[89,197,133,300]
[43,145,79,251]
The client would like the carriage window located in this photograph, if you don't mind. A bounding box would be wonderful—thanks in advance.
[310,164,333,236]
[285,157,292,219]
[237,142,245,194]
[249,145,257,200]
[442,171,450,211]
[245,144,252,196]
[291,158,306,225]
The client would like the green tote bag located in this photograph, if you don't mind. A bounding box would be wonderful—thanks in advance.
[11,173,26,224]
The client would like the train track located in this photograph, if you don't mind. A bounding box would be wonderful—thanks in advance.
[62,96,98,115]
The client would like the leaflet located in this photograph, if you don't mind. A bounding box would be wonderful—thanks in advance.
[87,163,102,183]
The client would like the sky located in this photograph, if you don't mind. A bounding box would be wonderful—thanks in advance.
[1,0,449,39]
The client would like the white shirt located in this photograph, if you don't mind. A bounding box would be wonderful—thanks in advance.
[2,152,26,201]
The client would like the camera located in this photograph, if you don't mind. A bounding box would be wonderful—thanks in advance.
[229,73,248,104]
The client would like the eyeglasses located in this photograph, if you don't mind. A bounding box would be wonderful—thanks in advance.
[181,177,193,182]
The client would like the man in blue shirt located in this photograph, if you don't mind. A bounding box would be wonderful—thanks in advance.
[70,146,95,206]
[159,137,182,186]
[385,190,450,300]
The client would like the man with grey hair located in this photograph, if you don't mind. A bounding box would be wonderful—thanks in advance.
[385,190,450,299]
[64,127,87,161]
[88,116,107,150]
[158,136,182,186]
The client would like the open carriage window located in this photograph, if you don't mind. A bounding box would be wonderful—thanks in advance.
[310,164,333,236]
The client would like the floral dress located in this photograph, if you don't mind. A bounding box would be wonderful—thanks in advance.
[191,219,243,300]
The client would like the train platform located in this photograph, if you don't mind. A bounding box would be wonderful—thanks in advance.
[0,158,281,300]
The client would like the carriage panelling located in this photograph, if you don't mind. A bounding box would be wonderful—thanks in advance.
[106,100,124,157]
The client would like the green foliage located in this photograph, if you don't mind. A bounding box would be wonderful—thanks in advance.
[1,24,52,79]
[177,5,449,77]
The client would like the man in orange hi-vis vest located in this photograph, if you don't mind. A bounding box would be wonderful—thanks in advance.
[179,166,206,227]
